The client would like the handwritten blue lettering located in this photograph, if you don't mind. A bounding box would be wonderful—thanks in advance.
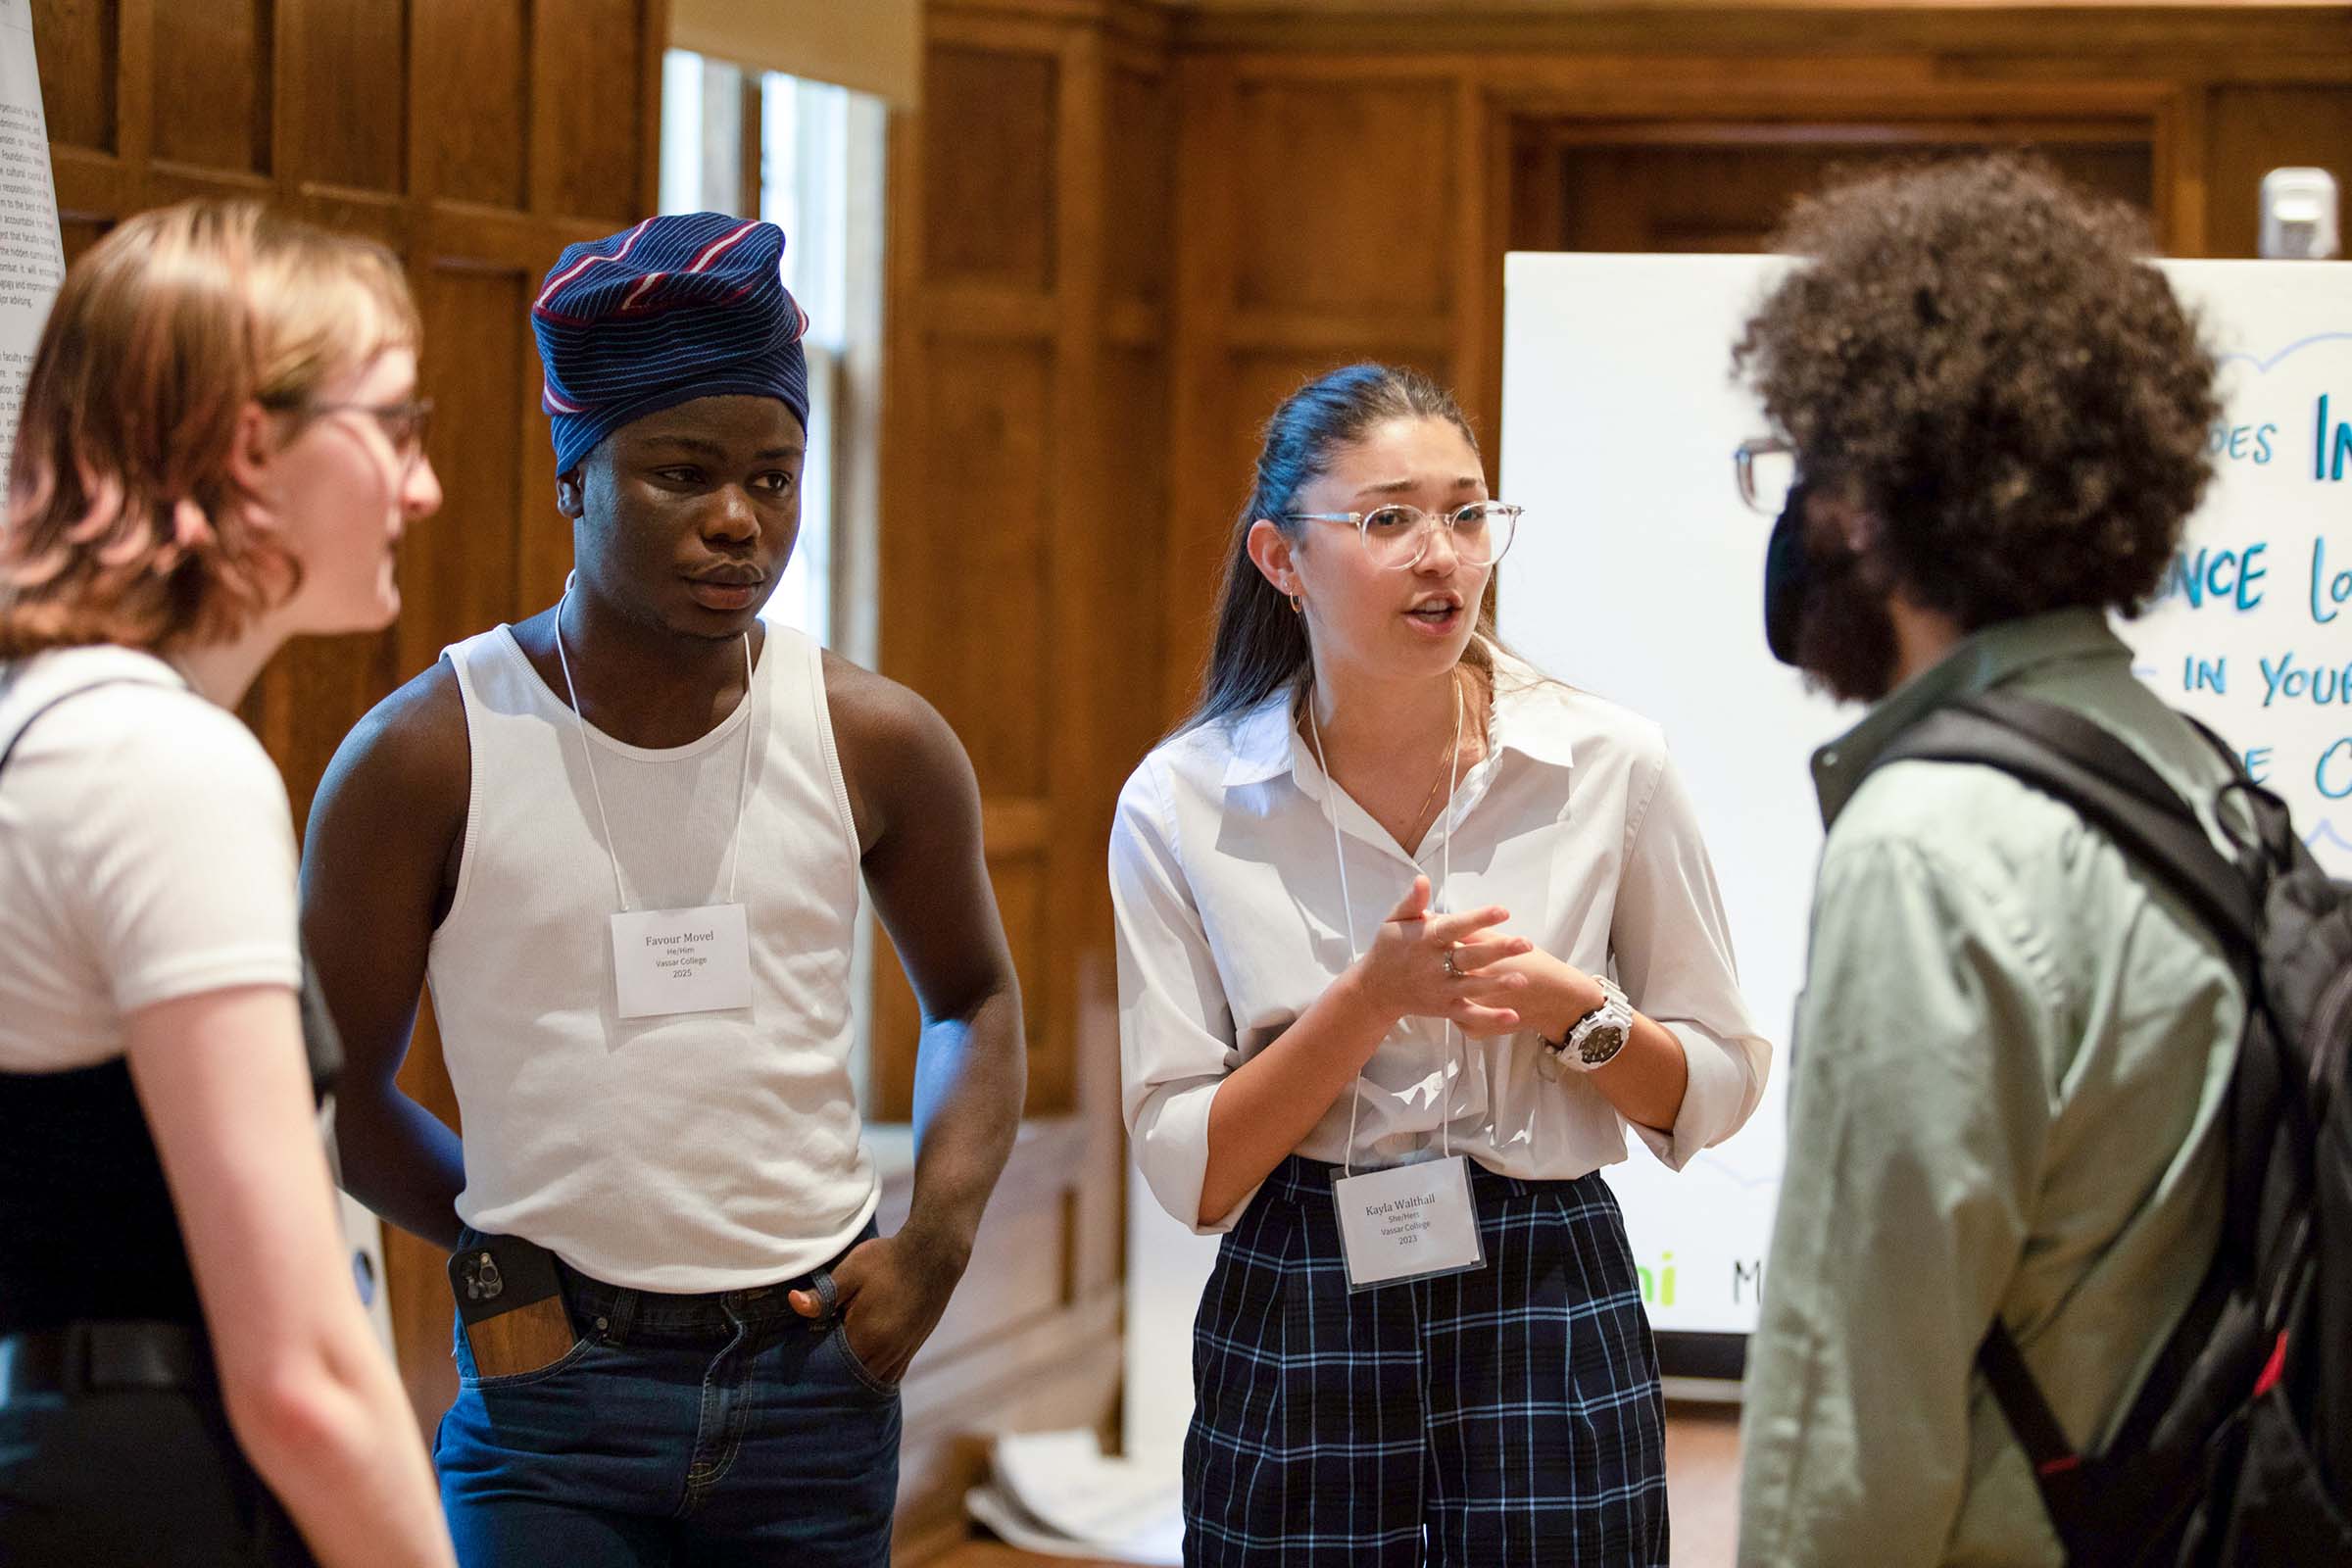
[2258,652,2352,709]
[2321,739,2352,802]
[2210,421,2278,466]
[2159,543,2269,612]
[2313,536,2350,626]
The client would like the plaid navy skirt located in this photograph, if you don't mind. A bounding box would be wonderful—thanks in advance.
[1184,1154,1668,1567]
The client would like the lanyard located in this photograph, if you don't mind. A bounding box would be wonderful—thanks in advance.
[552,583,756,914]
[1304,674,1464,1179]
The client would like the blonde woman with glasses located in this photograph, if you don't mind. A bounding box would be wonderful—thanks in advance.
[0,200,453,1568]
[1110,362,1771,1566]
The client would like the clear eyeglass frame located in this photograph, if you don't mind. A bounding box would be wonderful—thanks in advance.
[1282,501,1523,570]
[267,395,435,471]
[1734,436,1797,517]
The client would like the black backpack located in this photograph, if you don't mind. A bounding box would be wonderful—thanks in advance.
[1874,690,2352,1566]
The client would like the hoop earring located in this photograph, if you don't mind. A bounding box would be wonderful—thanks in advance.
[1289,592,1303,614]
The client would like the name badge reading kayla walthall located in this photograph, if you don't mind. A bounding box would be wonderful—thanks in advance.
[1330,1154,1486,1292]
[611,905,753,1019]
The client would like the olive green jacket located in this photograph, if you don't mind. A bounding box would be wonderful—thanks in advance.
[1739,610,2246,1567]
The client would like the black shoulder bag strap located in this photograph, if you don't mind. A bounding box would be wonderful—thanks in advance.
[1874,689,2261,1560]
[0,679,151,783]
[0,675,343,1099]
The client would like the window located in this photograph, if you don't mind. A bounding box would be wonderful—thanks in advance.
[658,50,885,658]
[659,50,890,1109]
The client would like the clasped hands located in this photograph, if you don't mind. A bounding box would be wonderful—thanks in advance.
[1349,873,1605,1044]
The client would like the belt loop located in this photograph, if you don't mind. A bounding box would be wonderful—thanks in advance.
[602,1286,639,1347]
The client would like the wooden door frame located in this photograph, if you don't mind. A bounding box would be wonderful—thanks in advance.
[1465,74,2196,439]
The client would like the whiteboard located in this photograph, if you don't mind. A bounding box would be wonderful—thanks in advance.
[1497,251,2352,1343]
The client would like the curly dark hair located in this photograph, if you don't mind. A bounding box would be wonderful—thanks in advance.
[1733,155,2219,627]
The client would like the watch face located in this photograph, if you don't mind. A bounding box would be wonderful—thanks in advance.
[1579,1023,1629,1065]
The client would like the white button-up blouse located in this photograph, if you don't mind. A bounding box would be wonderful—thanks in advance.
[1110,651,1773,1235]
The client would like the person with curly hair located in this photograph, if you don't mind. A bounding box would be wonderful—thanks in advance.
[1730,156,2245,1566]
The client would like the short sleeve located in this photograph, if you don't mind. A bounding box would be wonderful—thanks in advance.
[59,691,304,1014]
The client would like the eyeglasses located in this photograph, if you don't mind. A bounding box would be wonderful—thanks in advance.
[269,396,435,467]
[1283,501,1522,570]
[1734,436,1796,517]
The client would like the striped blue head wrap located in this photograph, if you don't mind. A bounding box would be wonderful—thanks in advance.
[532,213,810,476]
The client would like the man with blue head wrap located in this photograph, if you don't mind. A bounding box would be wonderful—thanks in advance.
[302,213,1027,1566]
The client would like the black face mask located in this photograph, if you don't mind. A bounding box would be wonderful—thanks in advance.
[1762,478,1811,666]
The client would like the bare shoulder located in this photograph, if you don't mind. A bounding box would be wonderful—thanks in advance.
[820,652,977,852]
[821,651,966,766]
[309,658,469,844]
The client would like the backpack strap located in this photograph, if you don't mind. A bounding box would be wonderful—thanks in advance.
[0,679,155,783]
[1877,691,2259,957]
[1872,689,2275,1563]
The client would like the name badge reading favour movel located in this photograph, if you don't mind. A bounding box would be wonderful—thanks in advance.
[1331,1153,1487,1292]
[611,904,753,1019]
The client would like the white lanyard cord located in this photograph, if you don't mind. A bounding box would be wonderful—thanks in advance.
[553,584,757,914]
[1306,674,1463,1179]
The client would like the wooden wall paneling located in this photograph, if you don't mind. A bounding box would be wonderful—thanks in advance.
[1161,50,1239,718]
[398,267,529,679]
[280,0,407,196]
[411,0,529,209]
[1101,343,1171,769]
[1231,74,1453,318]
[2207,84,2352,257]
[925,43,1059,291]
[918,340,1057,795]
[1170,6,2352,62]
[1451,74,1498,456]
[29,0,113,152]
[528,0,651,221]
[1103,52,1174,317]
[2156,84,2209,256]
[149,0,270,174]
[1038,19,1108,1117]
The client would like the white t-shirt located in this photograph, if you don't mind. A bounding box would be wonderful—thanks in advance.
[0,646,303,1072]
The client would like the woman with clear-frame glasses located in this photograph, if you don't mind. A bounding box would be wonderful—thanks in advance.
[1110,363,1770,1565]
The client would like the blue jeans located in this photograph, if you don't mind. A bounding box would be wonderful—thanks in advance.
[434,1230,900,1568]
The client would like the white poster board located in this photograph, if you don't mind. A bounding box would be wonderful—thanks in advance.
[1496,251,2352,1348]
[0,0,64,478]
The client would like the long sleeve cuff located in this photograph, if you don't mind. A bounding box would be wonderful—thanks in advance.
[1134,1077,1257,1236]
[1629,1020,1764,1170]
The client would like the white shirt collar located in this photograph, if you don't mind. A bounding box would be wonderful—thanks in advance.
[1215,643,1578,789]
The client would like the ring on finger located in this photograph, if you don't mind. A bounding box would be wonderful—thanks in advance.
[1442,947,1461,981]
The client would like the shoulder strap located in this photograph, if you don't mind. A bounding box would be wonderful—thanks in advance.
[0,679,156,784]
[1875,690,2258,956]
[1876,690,2266,1558]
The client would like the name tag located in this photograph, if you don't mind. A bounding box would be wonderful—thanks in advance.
[1330,1153,1486,1292]
[610,904,753,1019]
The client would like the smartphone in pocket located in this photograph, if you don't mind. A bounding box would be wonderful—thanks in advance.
[448,1236,578,1379]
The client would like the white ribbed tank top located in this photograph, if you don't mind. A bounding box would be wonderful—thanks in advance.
[430,623,875,1290]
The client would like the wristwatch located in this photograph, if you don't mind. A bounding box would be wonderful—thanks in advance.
[1544,977,1634,1073]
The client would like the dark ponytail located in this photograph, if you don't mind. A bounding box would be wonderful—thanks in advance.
[1184,363,1491,733]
